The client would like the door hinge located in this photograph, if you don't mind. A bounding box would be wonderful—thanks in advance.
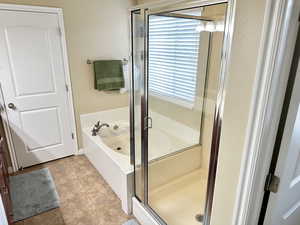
[65,84,69,92]
[265,173,280,193]
[71,133,75,139]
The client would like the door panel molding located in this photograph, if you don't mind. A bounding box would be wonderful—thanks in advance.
[5,26,56,97]
[20,107,63,151]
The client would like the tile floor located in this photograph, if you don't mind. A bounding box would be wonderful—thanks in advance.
[13,155,132,225]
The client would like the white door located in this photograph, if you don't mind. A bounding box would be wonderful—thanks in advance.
[0,195,8,225]
[264,55,300,224]
[0,9,75,168]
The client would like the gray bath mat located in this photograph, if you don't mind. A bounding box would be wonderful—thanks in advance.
[123,219,140,225]
[10,168,60,222]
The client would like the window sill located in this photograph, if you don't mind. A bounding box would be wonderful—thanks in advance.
[149,91,195,109]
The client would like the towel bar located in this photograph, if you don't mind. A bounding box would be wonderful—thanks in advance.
[87,58,128,65]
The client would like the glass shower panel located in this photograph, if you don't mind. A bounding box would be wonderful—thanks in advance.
[146,3,227,225]
[131,10,145,201]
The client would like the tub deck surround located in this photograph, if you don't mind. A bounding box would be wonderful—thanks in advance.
[80,107,200,147]
[82,128,133,214]
[100,121,198,162]
[80,107,130,130]
[83,127,132,174]
[80,107,203,215]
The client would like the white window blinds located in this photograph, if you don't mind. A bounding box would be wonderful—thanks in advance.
[148,15,201,106]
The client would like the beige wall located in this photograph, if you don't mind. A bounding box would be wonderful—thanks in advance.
[211,0,268,224]
[136,0,147,4]
[0,0,136,147]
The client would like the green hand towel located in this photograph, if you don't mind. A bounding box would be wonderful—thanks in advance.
[93,60,125,91]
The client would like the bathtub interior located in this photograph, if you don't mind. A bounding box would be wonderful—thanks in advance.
[81,107,200,165]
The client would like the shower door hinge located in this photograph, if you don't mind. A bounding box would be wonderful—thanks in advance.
[71,133,75,139]
[265,173,280,193]
[65,84,69,92]
[58,27,62,36]
[144,116,152,130]
[139,26,144,38]
[141,51,144,61]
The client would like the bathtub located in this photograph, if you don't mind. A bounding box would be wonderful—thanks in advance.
[80,107,202,214]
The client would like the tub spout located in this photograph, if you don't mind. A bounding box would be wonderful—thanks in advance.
[91,121,110,136]
[99,123,110,129]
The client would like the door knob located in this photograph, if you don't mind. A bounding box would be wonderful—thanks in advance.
[7,103,16,110]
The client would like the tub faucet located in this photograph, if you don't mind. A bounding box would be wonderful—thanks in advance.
[99,123,110,130]
[91,121,110,136]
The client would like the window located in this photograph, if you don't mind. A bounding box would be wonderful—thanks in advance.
[148,15,201,107]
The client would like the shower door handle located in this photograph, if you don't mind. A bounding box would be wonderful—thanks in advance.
[144,116,152,130]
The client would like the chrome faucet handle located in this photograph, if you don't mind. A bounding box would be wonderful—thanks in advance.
[91,127,98,136]
[91,121,101,136]
[95,121,101,128]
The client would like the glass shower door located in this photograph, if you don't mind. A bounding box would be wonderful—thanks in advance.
[131,2,229,225]
[146,4,227,225]
[146,9,209,225]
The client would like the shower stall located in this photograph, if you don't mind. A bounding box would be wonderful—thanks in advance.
[130,0,234,224]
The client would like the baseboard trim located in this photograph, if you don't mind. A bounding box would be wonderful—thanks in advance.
[132,198,160,225]
[7,166,13,174]
[75,148,85,155]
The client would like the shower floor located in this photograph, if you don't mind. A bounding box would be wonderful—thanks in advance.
[149,169,208,225]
